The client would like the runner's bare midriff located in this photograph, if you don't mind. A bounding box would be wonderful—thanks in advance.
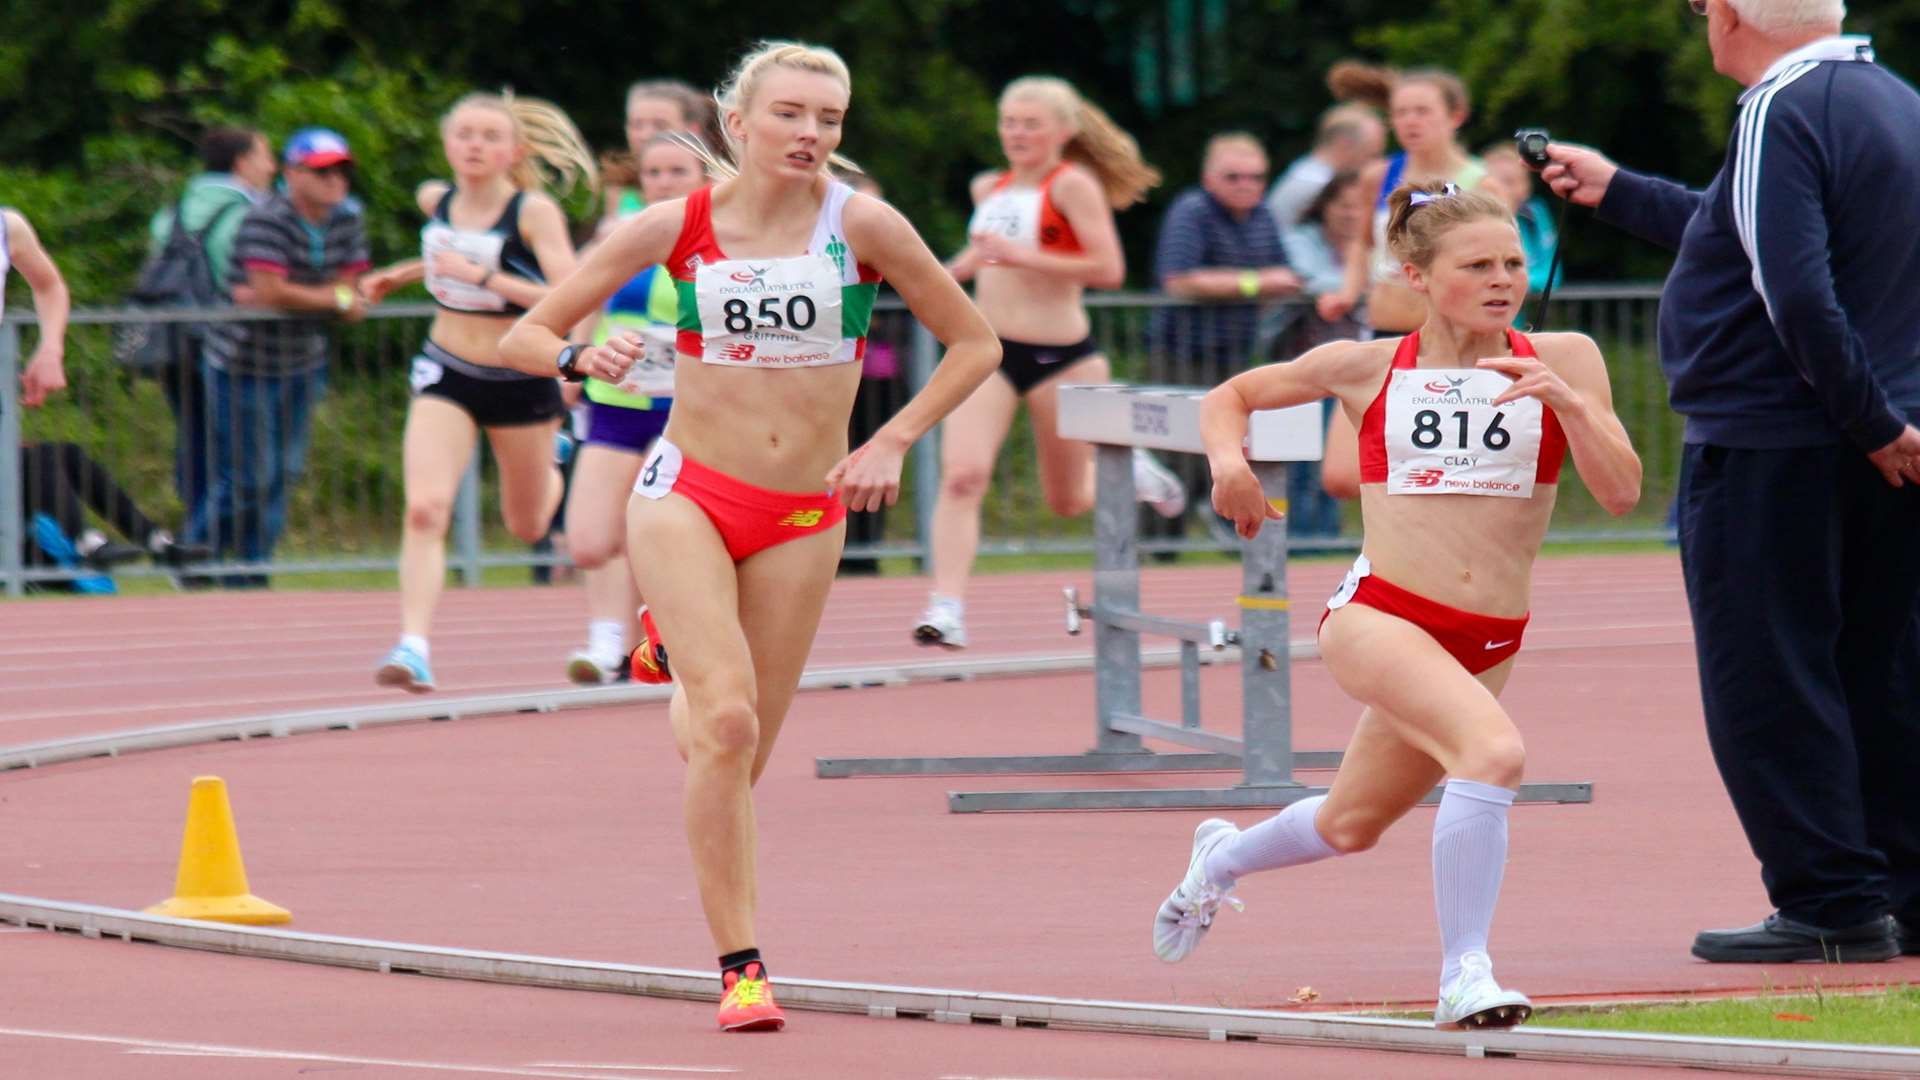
[662,355,862,490]
[1355,483,1553,617]
[973,264,1092,346]
[425,308,521,367]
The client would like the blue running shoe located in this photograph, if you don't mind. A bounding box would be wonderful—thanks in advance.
[375,643,435,693]
[30,513,117,594]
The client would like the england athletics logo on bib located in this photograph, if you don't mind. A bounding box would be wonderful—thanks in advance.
[695,254,849,368]
[1383,368,1544,499]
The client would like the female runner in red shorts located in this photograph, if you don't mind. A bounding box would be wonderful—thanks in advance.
[1155,178,1641,1032]
[502,40,1000,1033]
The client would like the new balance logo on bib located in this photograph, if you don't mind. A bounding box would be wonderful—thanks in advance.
[1357,330,1567,495]
[1384,368,1545,498]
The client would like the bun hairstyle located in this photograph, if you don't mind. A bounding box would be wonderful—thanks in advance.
[446,91,599,196]
[1323,60,1471,117]
[999,76,1161,209]
[688,40,862,183]
[1384,179,1512,269]
[1326,60,1395,111]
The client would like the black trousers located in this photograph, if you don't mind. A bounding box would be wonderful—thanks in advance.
[1677,442,1920,928]
[19,442,160,566]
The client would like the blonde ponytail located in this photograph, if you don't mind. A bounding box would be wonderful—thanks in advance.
[694,40,862,183]
[445,91,599,197]
[1000,77,1160,209]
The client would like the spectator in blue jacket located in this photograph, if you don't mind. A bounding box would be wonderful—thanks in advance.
[1545,0,1920,964]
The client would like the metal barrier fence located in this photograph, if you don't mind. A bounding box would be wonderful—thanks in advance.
[0,286,1672,595]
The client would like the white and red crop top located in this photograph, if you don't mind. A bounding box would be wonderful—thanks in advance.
[1357,330,1567,498]
[966,163,1084,254]
[667,181,882,368]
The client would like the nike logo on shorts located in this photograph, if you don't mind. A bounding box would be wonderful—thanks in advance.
[1483,639,1516,650]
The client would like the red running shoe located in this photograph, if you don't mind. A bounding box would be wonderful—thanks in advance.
[717,962,785,1032]
[628,605,672,684]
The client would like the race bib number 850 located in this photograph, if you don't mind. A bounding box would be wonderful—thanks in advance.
[695,254,848,368]
[1383,368,1543,498]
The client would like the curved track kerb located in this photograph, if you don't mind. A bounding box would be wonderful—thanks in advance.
[2,896,1915,1077]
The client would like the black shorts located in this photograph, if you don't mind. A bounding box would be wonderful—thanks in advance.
[995,336,1101,396]
[409,339,564,428]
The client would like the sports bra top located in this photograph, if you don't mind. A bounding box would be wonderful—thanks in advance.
[966,163,1084,254]
[1357,330,1566,498]
[421,189,543,315]
[667,181,882,368]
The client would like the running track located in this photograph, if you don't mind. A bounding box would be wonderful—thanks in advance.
[4,554,1901,1077]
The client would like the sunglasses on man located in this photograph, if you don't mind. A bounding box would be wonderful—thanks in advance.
[1218,171,1268,184]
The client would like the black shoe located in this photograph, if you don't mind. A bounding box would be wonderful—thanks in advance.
[151,539,214,567]
[1691,912,1899,963]
[81,540,146,569]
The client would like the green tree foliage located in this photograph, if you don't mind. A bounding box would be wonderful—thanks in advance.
[7,0,1920,302]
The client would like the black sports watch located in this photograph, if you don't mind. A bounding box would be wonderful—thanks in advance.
[555,344,587,383]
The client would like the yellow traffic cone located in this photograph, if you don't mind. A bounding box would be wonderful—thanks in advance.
[145,776,291,925]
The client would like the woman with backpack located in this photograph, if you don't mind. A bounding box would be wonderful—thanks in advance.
[132,128,277,525]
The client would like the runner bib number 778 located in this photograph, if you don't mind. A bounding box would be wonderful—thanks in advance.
[1383,368,1543,498]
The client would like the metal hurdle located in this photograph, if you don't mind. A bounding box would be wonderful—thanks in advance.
[816,385,1593,812]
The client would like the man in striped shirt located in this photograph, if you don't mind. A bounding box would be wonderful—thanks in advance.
[1147,133,1304,547]
[1545,0,1920,963]
[187,128,370,585]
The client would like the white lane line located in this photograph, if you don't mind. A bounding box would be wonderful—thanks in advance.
[527,1066,737,1074]
[939,1075,1132,1080]
[0,1027,734,1078]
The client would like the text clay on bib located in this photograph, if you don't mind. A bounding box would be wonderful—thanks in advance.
[1383,368,1544,498]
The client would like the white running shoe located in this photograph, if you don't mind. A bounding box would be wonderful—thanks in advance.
[565,648,627,685]
[913,595,968,648]
[1152,818,1243,962]
[1132,448,1188,519]
[374,643,435,694]
[1434,952,1533,1031]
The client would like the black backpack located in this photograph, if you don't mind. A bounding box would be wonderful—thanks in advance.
[113,197,247,372]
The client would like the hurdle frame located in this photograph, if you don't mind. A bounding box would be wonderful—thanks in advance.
[816,385,1593,812]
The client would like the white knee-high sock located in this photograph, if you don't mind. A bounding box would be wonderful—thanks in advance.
[1203,795,1340,887]
[588,619,625,661]
[1433,779,1516,990]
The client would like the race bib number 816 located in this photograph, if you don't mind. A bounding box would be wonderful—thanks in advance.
[1383,368,1543,498]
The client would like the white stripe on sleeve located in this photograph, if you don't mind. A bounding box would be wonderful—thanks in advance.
[1732,61,1819,325]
